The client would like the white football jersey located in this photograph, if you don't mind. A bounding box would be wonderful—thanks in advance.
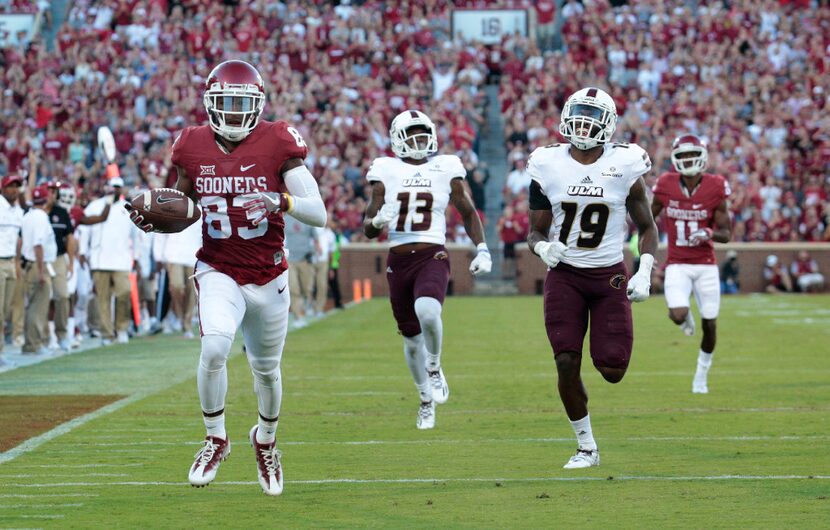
[528,142,651,268]
[366,155,465,247]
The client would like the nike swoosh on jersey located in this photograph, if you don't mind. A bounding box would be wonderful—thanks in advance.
[278,285,286,294]
[240,163,256,171]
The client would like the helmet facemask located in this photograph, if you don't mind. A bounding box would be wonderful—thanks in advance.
[671,145,708,176]
[204,86,264,142]
[559,101,617,151]
[390,112,438,160]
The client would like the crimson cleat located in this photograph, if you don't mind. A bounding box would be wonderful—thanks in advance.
[188,435,230,487]
[249,426,284,496]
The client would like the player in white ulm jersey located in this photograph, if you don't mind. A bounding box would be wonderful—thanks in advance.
[527,87,658,468]
[364,110,491,429]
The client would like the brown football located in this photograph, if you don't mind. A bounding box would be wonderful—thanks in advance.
[129,188,201,233]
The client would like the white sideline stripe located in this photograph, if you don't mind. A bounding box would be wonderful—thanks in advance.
[6,475,829,488]
[0,493,98,498]
[42,434,830,450]
[0,392,152,465]
[17,514,65,519]
[0,310,343,466]
[0,503,84,509]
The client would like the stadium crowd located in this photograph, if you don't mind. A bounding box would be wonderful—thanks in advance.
[498,0,830,253]
[0,1,829,362]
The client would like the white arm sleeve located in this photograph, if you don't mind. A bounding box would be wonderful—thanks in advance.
[283,165,327,228]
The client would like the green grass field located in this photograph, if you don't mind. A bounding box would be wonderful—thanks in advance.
[1,295,829,528]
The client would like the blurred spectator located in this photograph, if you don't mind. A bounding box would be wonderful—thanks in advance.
[0,174,23,365]
[535,1,557,50]
[790,250,825,293]
[311,225,330,316]
[720,249,740,294]
[326,219,345,310]
[284,215,316,327]
[45,181,75,352]
[154,220,201,337]
[496,203,528,279]
[20,184,56,356]
[79,178,140,345]
[763,254,794,294]
[504,158,530,201]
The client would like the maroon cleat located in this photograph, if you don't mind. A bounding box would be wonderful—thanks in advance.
[188,435,230,487]
[249,426,283,496]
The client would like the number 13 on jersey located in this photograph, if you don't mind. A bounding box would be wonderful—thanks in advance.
[396,191,433,232]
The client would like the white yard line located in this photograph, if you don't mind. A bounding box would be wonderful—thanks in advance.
[25,464,141,469]
[5,475,829,489]
[0,493,98,498]
[0,503,83,509]
[0,473,128,478]
[36,434,830,451]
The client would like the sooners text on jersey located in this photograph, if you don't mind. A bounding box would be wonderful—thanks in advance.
[171,120,308,285]
[529,143,651,268]
[652,172,730,265]
[366,154,465,247]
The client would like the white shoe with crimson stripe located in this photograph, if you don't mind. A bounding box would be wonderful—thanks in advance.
[188,435,230,487]
[249,426,284,496]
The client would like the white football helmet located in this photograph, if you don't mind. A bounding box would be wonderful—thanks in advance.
[390,110,437,160]
[671,134,708,176]
[559,87,618,150]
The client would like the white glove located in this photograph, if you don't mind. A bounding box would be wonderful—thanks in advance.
[371,202,400,229]
[534,240,568,268]
[242,190,290,226]
[469,243,492,276]
[627,253,654,303]
[688,227,713,246]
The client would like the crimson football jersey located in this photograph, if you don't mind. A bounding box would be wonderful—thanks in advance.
[653,172,730,265]
[171,120,308,285]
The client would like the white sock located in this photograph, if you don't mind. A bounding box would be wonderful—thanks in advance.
[569,414,597,451]
[256,417,278,445]
[414,297,443,371]
[403,334,431,402]
[204,412,226,440]
[697,349,713,372]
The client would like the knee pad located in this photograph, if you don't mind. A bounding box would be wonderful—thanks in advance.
[199,334,232,372]
[414,297,442,327]
[403,334,425,357]
[249,356,280,385]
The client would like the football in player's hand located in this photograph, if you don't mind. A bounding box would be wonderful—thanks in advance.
[128,188,201,233]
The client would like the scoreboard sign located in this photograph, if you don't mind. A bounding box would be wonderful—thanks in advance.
[451,9,528,44]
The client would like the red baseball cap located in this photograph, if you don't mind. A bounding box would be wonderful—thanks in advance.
[1,174,23,187]
[31,183,50,204]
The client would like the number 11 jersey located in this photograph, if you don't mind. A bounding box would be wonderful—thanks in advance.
[652,171,730,265]
[528,143,651,268]
[366,154,465,247]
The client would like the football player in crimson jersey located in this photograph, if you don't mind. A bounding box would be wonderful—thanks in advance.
[527,87,658,469]
[651,134,731,394]
[363,109,491,430]
[126,60,326,496]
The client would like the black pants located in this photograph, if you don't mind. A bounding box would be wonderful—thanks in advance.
[328,268,343,309]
